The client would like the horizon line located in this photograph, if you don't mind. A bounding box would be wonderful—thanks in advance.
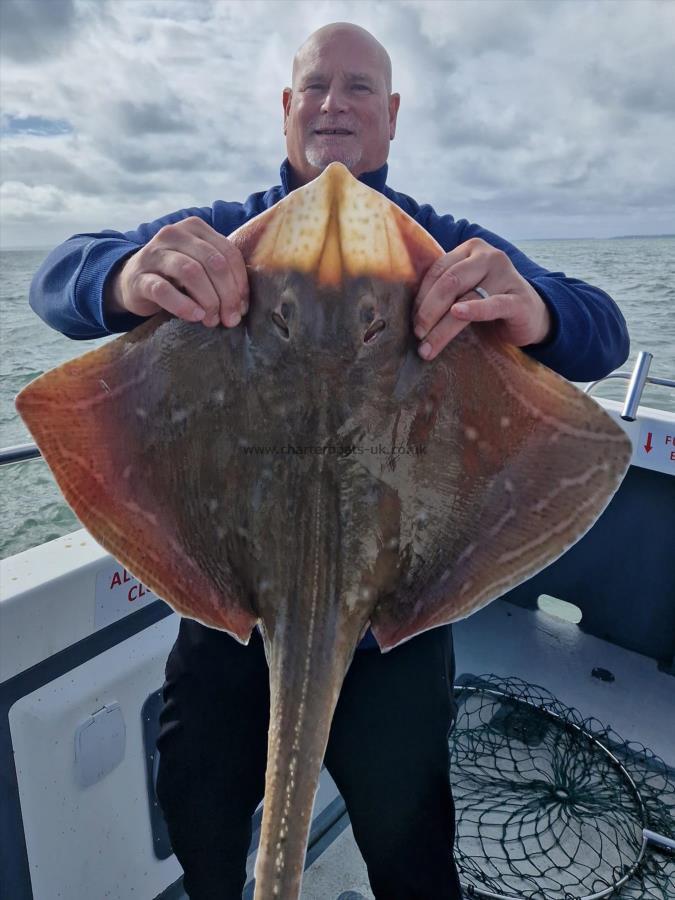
[2,233,674,253]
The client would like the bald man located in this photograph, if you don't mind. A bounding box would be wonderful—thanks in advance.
[30,22,629,900]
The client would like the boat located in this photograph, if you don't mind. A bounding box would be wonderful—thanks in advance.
[1,352,673,899]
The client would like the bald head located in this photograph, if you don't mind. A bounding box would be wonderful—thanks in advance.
[282,22,400,188]
[292,23,393,94]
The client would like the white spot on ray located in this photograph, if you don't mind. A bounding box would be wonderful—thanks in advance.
[208,498,218,513]
[488,508,516,537]
[457,543,477,565]
[171,408,189,423]
[500,416,511,428]
[135,407,147,419]
[464,426,478,441]
[123,499,157,526]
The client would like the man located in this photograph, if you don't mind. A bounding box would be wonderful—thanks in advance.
[29,22,628,900]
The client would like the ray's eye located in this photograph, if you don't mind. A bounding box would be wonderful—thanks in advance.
[271,311,290,339]
[271,301,293,340]
[364,318,386,344]
[360,305,375,324]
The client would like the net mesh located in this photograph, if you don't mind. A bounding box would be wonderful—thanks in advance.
[449,675,675,899]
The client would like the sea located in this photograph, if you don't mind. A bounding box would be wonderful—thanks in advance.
[1,237,674,560]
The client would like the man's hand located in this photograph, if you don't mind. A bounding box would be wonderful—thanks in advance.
[104,217,249,328]
[412,238,553,360]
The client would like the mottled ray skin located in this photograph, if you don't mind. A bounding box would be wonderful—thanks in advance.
[16,163,632,899]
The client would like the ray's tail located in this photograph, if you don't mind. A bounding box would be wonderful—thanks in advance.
[252,613,365,899]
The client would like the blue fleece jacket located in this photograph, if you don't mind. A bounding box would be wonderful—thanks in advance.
[29,158,630,649]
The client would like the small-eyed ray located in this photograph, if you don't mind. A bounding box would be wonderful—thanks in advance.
[16,163,632,899]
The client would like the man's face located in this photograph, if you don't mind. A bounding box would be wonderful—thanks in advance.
[283,30,400,187]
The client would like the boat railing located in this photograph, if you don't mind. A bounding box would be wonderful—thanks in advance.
[0,442,41,466]
[583,350,675,420]
[1,352,673,467]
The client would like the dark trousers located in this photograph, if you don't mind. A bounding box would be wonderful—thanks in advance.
[156,619,462,900]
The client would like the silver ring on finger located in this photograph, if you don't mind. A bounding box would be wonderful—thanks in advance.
[473,285,490,299]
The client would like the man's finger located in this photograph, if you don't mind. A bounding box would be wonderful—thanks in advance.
[218,251,249,326]
[153,219,247,320]
[418,293,519,361]
[136,273,208,323]
[222,242,250,311]
[413,255,489,337]
[181,218,250,315]
[417,309,471,360]
[159,250,223,325]
[414,243,472,314]
[450,293,515,322]
[182,240,244,326]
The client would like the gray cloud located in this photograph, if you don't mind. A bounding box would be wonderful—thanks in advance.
[1,146,102,195]
[587,61,675,117]
[114,100,189,135]
[0,0,77,61]
[111,143,213,174]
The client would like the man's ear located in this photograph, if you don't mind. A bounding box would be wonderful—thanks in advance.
[282,87,292,135]
[389,93,401,140]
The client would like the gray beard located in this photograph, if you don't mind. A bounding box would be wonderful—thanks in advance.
[305,144,363,172]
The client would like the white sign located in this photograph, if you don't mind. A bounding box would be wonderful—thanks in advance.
[638,422,675,471]
[95,563,158,629]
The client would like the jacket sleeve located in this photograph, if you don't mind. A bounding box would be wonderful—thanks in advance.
[29,206,215,340]
[419,209,630,382]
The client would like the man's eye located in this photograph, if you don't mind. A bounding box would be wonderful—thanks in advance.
[353,84,371,91]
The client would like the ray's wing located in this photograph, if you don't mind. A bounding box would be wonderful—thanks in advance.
[15,313,259,642]
[369,327,632,651]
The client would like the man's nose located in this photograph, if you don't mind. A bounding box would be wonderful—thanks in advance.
[320,87,349,114]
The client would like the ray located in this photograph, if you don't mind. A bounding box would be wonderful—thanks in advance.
[15,162,632,899]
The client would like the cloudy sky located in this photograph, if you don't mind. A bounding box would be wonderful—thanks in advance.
[1,0,674,248]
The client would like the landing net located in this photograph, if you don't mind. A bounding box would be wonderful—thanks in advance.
[450,675,675,899]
